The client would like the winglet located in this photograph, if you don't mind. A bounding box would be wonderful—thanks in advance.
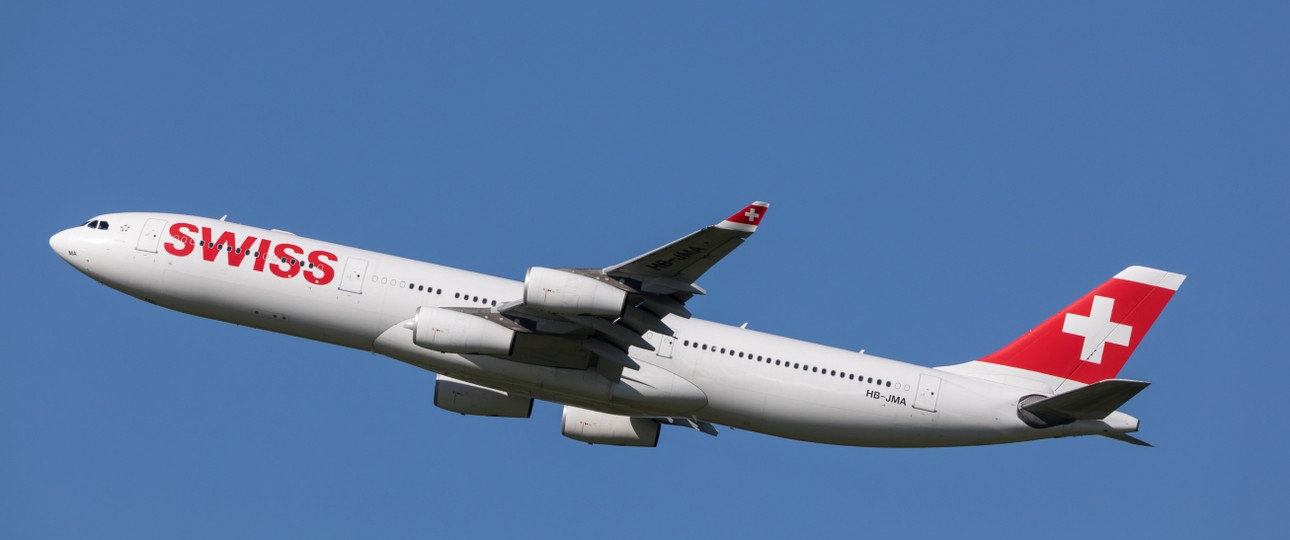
[715,201,769,233]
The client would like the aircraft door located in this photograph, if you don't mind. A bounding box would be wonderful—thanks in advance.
[339,257,369,294]
[135,218,167,253]
[656,335,675,358]
[913,374,942,413]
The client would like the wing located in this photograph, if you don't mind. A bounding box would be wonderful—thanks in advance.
[604,200,769,296]
[492,201,770,372]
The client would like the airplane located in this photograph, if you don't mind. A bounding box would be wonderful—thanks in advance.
[49,202,1184,447]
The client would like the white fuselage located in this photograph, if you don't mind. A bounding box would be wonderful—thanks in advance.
[50,212,1123,447]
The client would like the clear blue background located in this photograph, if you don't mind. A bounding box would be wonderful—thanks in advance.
[3,2,1284,538]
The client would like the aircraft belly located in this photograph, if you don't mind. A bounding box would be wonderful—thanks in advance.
[682,356,770,431]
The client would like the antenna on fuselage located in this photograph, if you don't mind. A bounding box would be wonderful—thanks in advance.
[219,214,227,221]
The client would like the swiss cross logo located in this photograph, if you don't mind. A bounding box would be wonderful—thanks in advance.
[1062,295,1133,364]
[724,203,768,227]
[977,273,1179,384]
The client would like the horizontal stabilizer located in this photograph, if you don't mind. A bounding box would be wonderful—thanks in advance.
[1103,432,1153,447]
[1020,379,1150,426]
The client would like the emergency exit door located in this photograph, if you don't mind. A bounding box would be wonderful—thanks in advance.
[339,257,368,294]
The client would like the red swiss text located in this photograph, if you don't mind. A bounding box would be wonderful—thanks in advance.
[164,222,338,285]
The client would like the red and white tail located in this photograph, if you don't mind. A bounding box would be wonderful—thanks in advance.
[715,201,769,233]
[947,266,1185,390]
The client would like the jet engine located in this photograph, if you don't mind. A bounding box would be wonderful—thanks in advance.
[412,306,515,356]
[561,405,660,447]
[523,267,628,317]
[434,375,533,418]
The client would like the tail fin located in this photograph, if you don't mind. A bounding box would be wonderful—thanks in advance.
[947,266,1185,390]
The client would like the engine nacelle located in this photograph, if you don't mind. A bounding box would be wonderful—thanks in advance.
[413,306,515,356]
[561,405,660,447]
[524,267,628,317]
[434,375,533,418]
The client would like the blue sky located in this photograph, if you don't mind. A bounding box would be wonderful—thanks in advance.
[3,2,1285,538]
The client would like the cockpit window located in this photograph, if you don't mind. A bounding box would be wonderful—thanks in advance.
[88,220,99,229]
[97,221,109,230]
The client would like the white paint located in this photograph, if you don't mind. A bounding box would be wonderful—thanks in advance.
[1115,265,1186,291]
[1062,295,1132,364]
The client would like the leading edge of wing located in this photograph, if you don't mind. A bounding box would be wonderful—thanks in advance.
[603,201,769,289]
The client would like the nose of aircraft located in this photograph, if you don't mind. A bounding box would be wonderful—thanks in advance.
[49,228,75,263]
